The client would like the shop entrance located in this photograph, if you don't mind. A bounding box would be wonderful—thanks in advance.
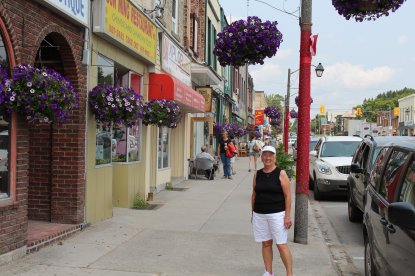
[190,117,214,158]
[27,32,83,250]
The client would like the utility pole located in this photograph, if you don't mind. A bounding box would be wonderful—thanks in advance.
[294,0,312,244]
[284,68,291,153]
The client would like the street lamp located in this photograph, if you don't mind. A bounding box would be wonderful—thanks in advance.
[283,63,324,153]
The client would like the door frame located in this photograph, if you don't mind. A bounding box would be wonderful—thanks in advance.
[190,117,213,158]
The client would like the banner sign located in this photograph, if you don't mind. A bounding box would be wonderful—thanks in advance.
[162,34,191,86]
[254,110,264,126]
[38,0,89,26]
[93,0,157,64]
[195,87,212,113]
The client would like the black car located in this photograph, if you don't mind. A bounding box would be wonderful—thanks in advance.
[348,135,415,222]
[363,140,415,276]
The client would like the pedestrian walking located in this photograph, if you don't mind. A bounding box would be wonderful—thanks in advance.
[230,134,237,175]
[217,131,232,179]
[251,146,293,276]
[248,134,260,172]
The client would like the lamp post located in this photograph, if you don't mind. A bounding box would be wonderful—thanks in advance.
[284,63,324,153]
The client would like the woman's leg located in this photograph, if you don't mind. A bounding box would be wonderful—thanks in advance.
[220,153,226,176]
[262,240,273,274]
[276,244,293,276]
[249,155,253,171]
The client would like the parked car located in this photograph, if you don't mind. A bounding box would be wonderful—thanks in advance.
[293,136,319,161]
[347,135,415,222]
[309,136,362,200]
[363,140,415,276]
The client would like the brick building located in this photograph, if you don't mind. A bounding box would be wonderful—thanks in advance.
[0,0,87,262]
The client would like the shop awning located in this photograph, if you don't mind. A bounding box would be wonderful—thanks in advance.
[149,74,205,113]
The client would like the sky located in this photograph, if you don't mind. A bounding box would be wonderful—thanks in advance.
[219,0,415,118]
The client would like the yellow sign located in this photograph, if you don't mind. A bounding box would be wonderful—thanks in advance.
[394,107,399,117]
[356,107,362,116]
[320,104,325,114]
[103,0,157,63]
[196,87,213,113]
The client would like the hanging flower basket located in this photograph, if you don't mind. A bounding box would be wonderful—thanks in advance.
[0,64,79,124]
[0,66,14,115]
[332,0,407,22]
[142,99,182,128]
[290,109,298,118]
[213,16,283,67]
[264,106,281,119]
[269,118,281,126]
[295,96,313,107]
[89,84,143,127]
[254,130,261,139]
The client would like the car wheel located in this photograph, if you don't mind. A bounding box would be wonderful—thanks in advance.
[313,173,322,200]
[364,237,376,276]
[348,191,363,222]
[309,175,314,190]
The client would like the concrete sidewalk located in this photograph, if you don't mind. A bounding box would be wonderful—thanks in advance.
[1,157,338,276]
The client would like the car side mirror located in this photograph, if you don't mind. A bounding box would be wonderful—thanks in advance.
[310,150,317,157]
[350,163,363,174]
[388,202,415,229]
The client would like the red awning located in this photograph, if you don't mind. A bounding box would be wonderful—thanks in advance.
[148,74,205,113]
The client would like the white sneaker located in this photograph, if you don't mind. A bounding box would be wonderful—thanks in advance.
[262,272,274,276]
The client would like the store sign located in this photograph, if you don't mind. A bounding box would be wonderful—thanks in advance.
[195,87,212,112]
[404,120,414,127]
[38,0,89,26]
[93,0,157,64]
[162,34,191,86]
[254,110,264,126]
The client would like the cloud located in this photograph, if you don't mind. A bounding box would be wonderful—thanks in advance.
[397,35,408,45]
[250,62,284,92]
[314,62,395,90]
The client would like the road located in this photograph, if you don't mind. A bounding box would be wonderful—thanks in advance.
[310,194,364,276]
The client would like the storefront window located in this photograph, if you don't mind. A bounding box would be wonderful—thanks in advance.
[128,122,141,162]
[0,32,11,199]
[96,122,112,165]
[158,127,170,169]
[94,53,142,165]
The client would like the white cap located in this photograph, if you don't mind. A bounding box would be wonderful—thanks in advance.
[264,135,270,139]
[262,146,276,154]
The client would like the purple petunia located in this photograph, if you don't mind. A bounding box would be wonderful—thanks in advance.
[89,84,143,127]
[332,0,407,22]
[0,64,79,124]
[142,99,182,128]
[290,109,298,119]
[213,16,283,67]
[264,106,281,119]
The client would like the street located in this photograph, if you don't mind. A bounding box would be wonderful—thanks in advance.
[1,157,338,276]
[309,194,364,276]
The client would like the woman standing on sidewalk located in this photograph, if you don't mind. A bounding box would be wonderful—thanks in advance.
[217,131,232,179]
[251,146,293,276]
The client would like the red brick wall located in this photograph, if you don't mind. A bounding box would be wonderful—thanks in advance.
[0,0,87,257]
[0,115,29,255]
[185,0,206,60]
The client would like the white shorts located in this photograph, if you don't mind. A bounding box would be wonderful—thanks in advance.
[230,156,236,163]
[252,211,288,244]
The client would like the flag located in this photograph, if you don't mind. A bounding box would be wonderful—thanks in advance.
[310,34,318,56]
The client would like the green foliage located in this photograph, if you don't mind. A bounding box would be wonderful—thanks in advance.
[165,182,173,190]
[354,88,415,123]
[275,144,295,178]
[132,193,149,209]
[265,93,284,111]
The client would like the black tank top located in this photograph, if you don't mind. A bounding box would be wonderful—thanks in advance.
[254,168,286,214]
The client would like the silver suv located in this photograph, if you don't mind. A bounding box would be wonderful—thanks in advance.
[309,136,362,200]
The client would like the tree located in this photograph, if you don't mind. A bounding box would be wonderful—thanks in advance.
[265,93,284,111]
[353,87,415,123]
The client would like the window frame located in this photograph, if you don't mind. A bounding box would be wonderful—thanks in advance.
[94,54,143,166]
[0,20,16,206]
[157,126,170,170]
